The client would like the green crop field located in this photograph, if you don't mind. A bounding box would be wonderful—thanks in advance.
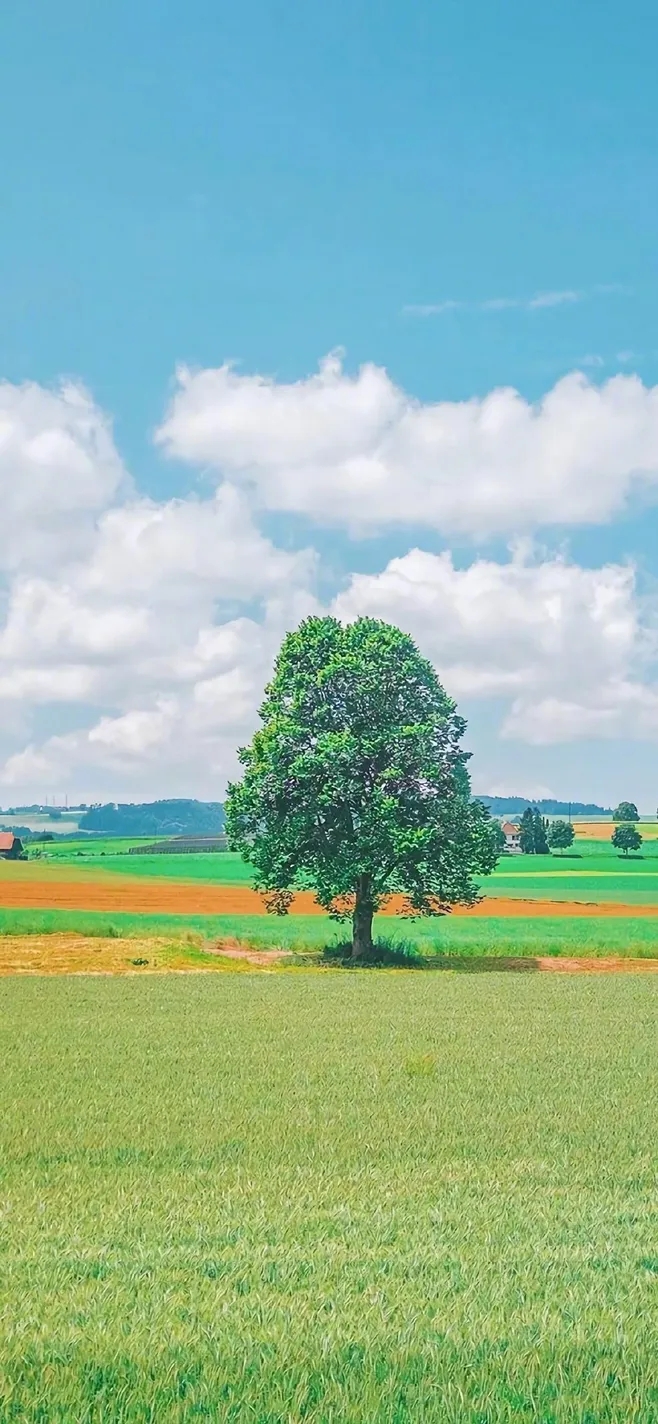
[0,973,656,1420]
[8,838,658,960]
[33,846,256,883]
[2,906,658,957]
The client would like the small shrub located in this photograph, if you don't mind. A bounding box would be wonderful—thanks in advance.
[322,938,424,968]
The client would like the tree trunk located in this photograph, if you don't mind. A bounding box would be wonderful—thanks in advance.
[352,875,374,958]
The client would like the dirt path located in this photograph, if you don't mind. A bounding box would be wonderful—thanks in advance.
[0,936,656,975]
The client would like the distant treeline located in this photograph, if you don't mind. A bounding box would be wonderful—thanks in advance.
[475,797,611,816]
[78,799,226,837]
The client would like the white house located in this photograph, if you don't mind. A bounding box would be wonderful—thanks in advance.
[501,821,522,854]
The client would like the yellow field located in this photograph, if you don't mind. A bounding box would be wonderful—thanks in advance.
[573,820,658,839]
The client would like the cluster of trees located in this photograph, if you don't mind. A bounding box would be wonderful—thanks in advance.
[514,809,576,855]
[79,800,225,837]
[481,796,609,816]
[513,803,644,857]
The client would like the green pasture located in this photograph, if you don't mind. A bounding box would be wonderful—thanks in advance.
[1,905,658,957]
[33,846,255,883]
[17,838,658,920]
[30,836,166,858]
[0,973,656,1420]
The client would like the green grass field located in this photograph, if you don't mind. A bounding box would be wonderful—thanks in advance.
[1,906,658,957]
[0,973,656,1420]
[34,846,256,883]
[31,842,658,902]
[2,838,658,958]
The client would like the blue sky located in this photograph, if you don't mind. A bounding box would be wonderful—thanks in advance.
[1,0,658,807]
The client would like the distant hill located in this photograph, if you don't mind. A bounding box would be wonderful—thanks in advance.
[78,799,225,837]
[475,797,611,817]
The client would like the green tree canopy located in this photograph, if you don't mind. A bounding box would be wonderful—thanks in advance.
[490,821,507,857]
[611,824,642,856]
[519,807,550,855]
[547,819,575,852]
[225,616,500,957]
[613,802,640,822]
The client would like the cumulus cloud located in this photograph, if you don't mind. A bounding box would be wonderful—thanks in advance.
[156,356,658,538]
[0,598,320,796]
[333,548,658,744]
[0,379,128,571]
[0,375,318,797]
[3,364,658,801]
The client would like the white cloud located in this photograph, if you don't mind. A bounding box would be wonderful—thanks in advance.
[333,548,658,744]
[159,353,658,535]
[405,288,584,317]
[0,379,128,572]
[403,300,463,316]
[157,356,658,538]
[483,782,556,800]
[526,289,581,310]
[0,376,318,798]
[4,365,658,803]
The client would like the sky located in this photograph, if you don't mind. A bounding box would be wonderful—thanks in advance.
[1,0,658,808]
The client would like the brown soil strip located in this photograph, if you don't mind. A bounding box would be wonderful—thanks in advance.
[206,944,292,966]
[456,896,658,917]
[1,875,658,918]
[536,956,658,972]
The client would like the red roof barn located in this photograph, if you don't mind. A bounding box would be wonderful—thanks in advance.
[0,833,24,860]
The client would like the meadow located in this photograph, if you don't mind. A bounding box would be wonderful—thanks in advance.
[1,908,658,960]
[0,972,656,1420]
[2,835,658,961]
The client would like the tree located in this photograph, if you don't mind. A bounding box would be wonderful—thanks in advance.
[519,806,550,854]
[547,819,575,853]
[535,812,550,855]
[225,617,500,958]
[613,801,640,822]
[612,824,642,857]
[491,820,507,857]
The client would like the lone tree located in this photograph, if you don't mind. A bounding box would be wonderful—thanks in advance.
[225,617,500,958]
[547,819,575,853]
[613,801,640,822]
[519,807,550,855]
[612,824,642,857]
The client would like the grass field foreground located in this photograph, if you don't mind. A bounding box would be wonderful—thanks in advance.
[1,908,658,960]
[0,973,657,1420]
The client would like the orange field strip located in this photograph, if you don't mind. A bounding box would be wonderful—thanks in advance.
[1,875,658,917]
[573,820,658,839]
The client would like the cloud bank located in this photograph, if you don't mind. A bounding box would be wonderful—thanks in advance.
[157,356,658,538]
[1,357,658,800]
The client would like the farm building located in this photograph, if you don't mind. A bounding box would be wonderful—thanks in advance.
[501,821,522,854]
[0,832,25,860]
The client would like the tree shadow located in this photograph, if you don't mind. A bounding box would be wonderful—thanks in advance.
[320,942,540,972]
